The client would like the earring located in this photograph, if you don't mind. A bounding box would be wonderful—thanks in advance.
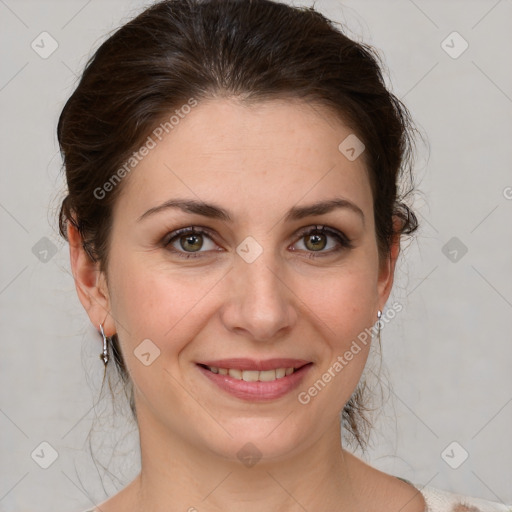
[99,323,109,366]
[377,309,382,337]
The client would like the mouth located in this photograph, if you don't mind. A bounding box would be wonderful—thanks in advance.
[195,359,313,401]
[197,363,309,382]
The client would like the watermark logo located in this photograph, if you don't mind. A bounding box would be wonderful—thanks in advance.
[32,236,58,263]
[237,442,262,468]
[31,441,58,469]
[93,97,198,200]
[297,302,402,405]
[338,134,365,161]
[442,236,468,263]
[441,441,469,469]
[441,31,469,59]
[134,338,161,366]
[236,236,263,264]
[31,31,58,59]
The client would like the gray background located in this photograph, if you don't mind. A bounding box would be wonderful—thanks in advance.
[1,0,511,511]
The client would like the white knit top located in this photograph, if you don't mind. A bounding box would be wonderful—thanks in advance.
[408,481,512,512]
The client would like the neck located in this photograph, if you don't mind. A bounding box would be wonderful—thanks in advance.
[129,409,364,512]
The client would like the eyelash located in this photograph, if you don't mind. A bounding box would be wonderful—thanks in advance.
[162,225,354,260]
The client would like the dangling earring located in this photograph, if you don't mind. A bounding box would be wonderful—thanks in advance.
[377,309,382,341]
[99,323,109,366]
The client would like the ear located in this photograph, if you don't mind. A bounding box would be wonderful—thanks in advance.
[67,221,116,337]
[376,216,401,310]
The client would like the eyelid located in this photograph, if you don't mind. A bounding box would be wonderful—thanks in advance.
[293,224,351,244]
[162,225,216,246]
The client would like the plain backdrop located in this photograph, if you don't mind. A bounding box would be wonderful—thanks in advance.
[1,1,511,511]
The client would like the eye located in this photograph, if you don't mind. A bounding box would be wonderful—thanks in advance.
[290,225,353,258]
[163,224,353,260]
[163,227,219,259]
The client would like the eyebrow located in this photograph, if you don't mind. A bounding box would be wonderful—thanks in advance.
[137,197,365,225]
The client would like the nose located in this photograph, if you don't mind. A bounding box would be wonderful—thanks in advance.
[220,249,298,342]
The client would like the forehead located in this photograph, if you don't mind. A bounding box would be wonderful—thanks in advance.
[114,98,373,222]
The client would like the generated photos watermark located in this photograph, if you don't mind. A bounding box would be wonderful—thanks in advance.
[297,301,402,405]
[93,97,198,200]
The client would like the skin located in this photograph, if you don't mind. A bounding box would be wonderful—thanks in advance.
[68,98,426,512]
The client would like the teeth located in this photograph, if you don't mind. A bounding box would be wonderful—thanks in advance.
[228,368,242,380]
[206,366,297,381]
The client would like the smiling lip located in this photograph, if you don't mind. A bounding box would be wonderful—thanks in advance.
[196,358,311,371]
[196,359,313,401]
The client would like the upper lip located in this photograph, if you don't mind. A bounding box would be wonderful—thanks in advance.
[197,358,311,371]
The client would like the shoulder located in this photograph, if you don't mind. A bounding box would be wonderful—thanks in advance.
[403,480,512,512]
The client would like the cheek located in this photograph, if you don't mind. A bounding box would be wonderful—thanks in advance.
[107,254,221,353]
[300,264,378,339]
[295,265,377,397]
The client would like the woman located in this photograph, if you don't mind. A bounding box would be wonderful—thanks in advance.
[57,0,511,511]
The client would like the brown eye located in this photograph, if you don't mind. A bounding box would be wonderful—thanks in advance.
[179,233,203,252]
[164,227,219,258]
[291,225,353,257]
[304,232,327,251]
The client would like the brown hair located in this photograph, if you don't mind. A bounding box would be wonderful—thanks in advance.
[57,0,420,452]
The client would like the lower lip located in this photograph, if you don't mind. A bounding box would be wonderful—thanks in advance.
[196,363,313,402]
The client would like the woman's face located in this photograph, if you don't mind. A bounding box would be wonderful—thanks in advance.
[72,97,398,463]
